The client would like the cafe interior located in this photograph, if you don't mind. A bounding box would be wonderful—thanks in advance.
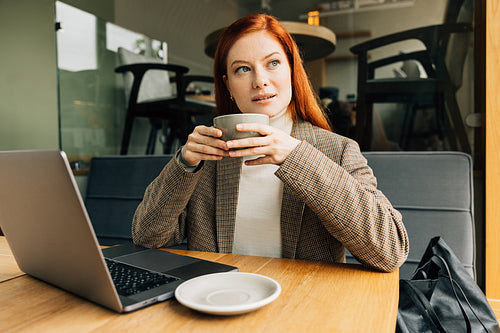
[1,0,499,330]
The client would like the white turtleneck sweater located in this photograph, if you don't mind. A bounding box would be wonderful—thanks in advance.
[231,109,293,258]
[178,110,294,258]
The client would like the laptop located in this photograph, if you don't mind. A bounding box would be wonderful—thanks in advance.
[0,150,237,313]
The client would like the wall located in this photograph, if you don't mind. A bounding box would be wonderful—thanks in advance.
[485,0,500,305]
[0,0,59,151]
[0,0,114,153]
[62,0,114,21]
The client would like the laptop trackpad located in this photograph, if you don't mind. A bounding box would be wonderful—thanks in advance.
[115,249,200,273]
[166,260,238,280]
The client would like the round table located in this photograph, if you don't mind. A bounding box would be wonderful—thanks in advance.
[204,21,336,62]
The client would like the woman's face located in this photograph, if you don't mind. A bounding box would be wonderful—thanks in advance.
[224,30,292,117]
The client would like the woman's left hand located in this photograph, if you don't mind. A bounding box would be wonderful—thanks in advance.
[226,123,301,165]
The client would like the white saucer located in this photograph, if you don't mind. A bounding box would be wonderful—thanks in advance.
[174,272,281,315]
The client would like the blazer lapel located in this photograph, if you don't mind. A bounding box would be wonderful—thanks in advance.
[215,156,242,253]
[280,121,316,258]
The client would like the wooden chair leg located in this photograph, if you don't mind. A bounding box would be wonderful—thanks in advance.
[400,105,416,150]
[146,124,158,155]
[120,114,135,155]
[354,98,373,151]
[161,120,175,155]
[354,99,366,150]
[445,90,471,154]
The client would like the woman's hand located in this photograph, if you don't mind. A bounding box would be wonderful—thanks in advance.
[181,126,229,166]
[226,123,301,165]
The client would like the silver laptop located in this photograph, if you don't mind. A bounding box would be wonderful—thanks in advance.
[0,150,237,313]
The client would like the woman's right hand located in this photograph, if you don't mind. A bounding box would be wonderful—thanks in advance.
[181,125,229,166]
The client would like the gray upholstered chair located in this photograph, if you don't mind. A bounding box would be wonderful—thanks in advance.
[346,151,475,280]
[84,155,173,246]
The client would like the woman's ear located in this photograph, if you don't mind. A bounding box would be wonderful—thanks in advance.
[223,75,231,96]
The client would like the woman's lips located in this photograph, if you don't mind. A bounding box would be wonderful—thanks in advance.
[252,94,277,103]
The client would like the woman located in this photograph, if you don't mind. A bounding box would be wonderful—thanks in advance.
[132,14,408,272]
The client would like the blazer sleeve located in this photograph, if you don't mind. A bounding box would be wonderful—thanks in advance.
[131,156,201,248]
[275,137,409,272]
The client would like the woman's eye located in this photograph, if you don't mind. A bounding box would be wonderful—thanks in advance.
[269,60,279,67]
[235,66,250,73]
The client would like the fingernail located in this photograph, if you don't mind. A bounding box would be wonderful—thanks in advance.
[226,141,233,148]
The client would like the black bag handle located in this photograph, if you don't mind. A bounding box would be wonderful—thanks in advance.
[430,255,472,332]
[434,255,491,333]
[400,280,447,333]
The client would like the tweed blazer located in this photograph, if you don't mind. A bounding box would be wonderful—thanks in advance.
[132,121,409,272]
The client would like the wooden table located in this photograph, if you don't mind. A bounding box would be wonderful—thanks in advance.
[0,236,399,332]
[204,22,336,62]
[0,236,23,282]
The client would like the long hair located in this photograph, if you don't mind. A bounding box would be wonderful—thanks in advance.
[213,14,331,131]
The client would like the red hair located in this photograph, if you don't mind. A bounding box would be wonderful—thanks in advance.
[213,14,331,131]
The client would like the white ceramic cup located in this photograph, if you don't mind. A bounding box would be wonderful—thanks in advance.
[213,113,269,141]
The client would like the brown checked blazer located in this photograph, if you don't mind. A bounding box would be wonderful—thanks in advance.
[132,121,409,272]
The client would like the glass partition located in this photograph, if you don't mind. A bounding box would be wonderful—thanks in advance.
[55,1,166,169]
[56,0,477,160]
[317,0,475,154]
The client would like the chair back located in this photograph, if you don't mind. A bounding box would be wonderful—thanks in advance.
[84,155,173,245]
[443,0,467,24]
[346,152,475,280]
[117,47,172,103]
[444,0,474,88]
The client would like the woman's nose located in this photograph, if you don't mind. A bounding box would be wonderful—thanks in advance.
[252,70,269,88]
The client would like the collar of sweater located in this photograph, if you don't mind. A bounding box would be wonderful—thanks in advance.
[269,108,293,135]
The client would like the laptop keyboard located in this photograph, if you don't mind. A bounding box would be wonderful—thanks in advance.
[105,258,180,297]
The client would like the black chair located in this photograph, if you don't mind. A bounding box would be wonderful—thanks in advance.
[350,0,473,153]
[84,154,173,246]
[346,152,475,280]
[116,47,216,155]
